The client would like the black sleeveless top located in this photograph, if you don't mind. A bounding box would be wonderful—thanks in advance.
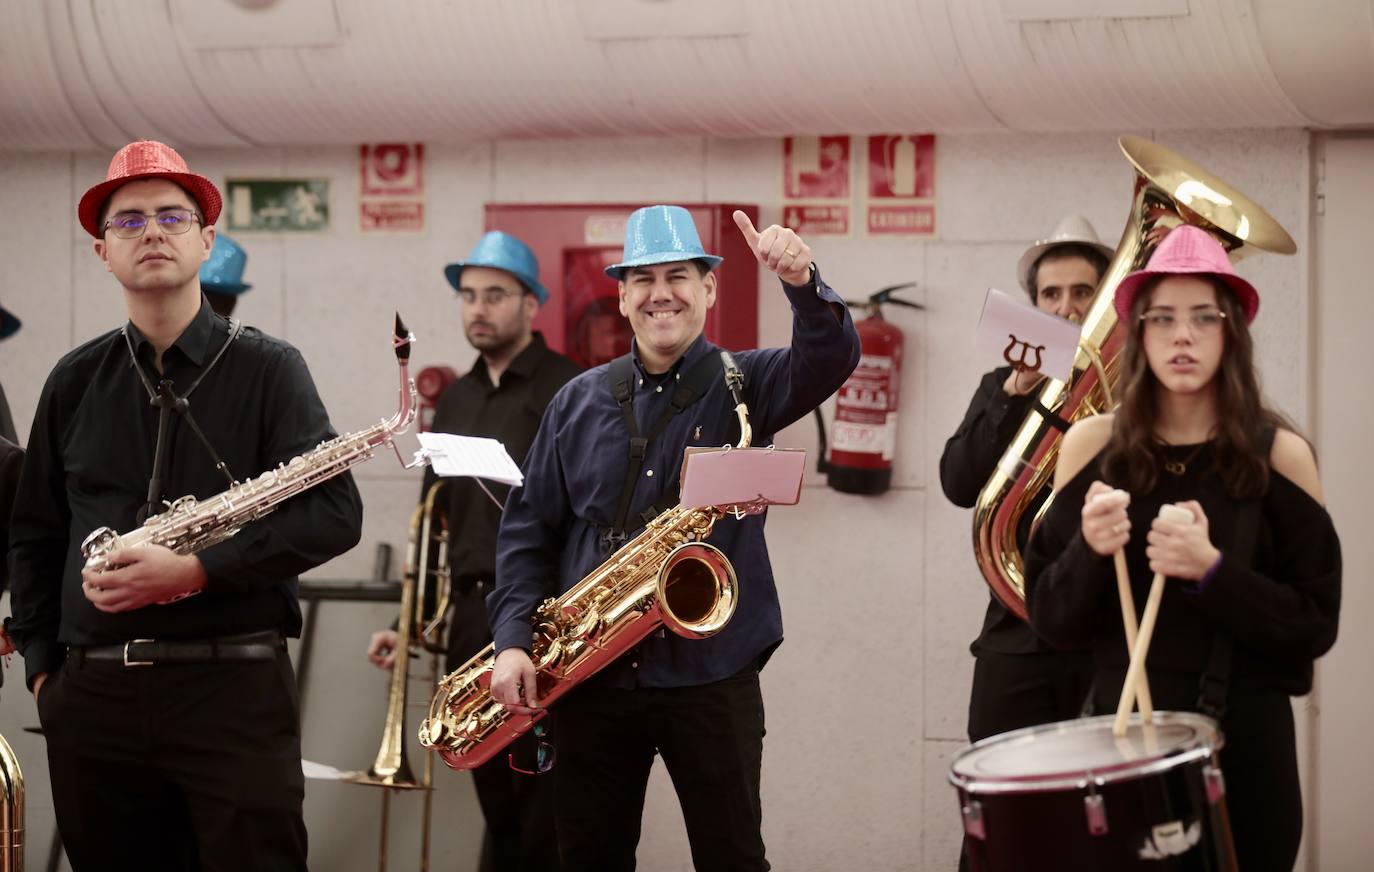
[1023,440,1341,695]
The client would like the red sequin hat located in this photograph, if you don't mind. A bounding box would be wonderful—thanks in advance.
[77,140,222,239]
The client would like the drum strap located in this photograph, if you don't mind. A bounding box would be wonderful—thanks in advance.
[1196,426,1274,720]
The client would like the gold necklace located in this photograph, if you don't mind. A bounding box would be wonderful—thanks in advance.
[1161,441,1208,476]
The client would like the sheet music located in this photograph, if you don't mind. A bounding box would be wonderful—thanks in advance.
[678,447,806,510]
[415,432,524,486]
[974,288,1082,381]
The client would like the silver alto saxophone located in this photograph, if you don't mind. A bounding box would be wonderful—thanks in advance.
[81,314,420,574]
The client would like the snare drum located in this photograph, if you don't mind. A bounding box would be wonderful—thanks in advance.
[949,713,1237,871]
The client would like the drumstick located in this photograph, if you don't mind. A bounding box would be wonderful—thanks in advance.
[1113,503,1195,737]
[1114,550,1154,719]
[1092,487,1155,720]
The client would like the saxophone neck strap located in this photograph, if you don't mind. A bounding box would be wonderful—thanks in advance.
[126,317,242,522]
[602,350,727,551]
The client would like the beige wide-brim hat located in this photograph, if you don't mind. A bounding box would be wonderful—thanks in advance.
[1017,214,1114,293]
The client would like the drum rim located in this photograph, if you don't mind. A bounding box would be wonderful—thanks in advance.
[947,712,1222,795]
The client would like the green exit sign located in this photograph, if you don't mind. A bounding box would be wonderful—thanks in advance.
[224,179,330,232]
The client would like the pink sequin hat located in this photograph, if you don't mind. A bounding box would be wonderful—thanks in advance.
[1114,225,1259,324]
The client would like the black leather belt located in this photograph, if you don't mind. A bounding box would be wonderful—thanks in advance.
[77,630,284,667]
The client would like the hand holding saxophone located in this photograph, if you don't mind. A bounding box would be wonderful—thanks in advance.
[1081,482,1131,556]
[491,647,542,715]
[1145,500,1219,582]
[80,543,207,613]
[733,210,813,286]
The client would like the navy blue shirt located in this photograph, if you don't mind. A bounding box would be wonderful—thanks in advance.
[489,269,860,688]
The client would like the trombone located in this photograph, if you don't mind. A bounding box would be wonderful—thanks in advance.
[348,480,452,871]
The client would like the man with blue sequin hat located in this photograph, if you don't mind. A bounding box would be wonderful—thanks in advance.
[200,234,252,317]
[488,204,862,870]
[367,227,576,872]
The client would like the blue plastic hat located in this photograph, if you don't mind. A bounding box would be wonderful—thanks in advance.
[444,231,548,304]
[605,205,722,280]
[200,234,252,295]
[0,305,19,340]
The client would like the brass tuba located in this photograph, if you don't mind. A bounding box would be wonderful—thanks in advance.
[418,353,752,771]
[972,136,1297,620]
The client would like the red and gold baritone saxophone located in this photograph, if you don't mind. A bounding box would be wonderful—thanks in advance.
[419,352,754,770]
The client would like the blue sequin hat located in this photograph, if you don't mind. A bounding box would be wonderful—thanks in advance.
[605,205,723,280]
[200,234,252,295]
[0,305,19,340]
[444,231,548,304]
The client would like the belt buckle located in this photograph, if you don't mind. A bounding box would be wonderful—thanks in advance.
[124,638,156,667]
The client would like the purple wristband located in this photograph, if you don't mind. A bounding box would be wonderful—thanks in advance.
[1190,552,1224,594]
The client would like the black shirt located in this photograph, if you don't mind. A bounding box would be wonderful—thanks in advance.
[424,333,580,583]
[7,298,364,688]
[1024,443,1341,695]
[0,436,21,592]
[940,365,1065,655]
[0,380,16,444]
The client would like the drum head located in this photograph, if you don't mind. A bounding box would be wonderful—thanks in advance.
[950,712,1221,794]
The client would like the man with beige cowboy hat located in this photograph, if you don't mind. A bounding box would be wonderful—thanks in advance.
[940,215,1112,758]
[8,140,362,871]
[487,205,861,870]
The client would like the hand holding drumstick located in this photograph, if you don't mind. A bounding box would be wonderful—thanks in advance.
[1082,484,1153,724]
[1112,502,1198,736]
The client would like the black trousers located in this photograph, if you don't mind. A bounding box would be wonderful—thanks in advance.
[1091,668,1302,872]
[38,646,307,872]
[960,649,1095,872]
[448,590,560,872]
[966,649,1096,742]
[550,669,769,872]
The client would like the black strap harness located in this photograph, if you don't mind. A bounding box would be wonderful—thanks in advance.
[123,317,242,523]
[601,351,725,553]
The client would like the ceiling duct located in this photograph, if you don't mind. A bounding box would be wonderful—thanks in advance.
[1,0,1371,150]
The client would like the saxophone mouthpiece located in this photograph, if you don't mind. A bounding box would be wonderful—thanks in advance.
[394,312,414,361]
[720,351,744,396]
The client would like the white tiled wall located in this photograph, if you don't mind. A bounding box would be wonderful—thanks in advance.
[0,127,1312,871]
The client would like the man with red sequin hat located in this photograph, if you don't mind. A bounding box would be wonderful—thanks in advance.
[8,140,362,871]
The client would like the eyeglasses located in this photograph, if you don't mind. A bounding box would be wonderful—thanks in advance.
[1139,308,1227,334]
[104,208,202,239]
[457,287,522,306]
[507,722,555,775]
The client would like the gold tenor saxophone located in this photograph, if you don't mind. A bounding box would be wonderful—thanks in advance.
[81,314,420,573]
[972,136,1297,620]
[418,352,754,771]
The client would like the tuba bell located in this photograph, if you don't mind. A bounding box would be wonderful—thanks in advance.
[972,135,1297,620]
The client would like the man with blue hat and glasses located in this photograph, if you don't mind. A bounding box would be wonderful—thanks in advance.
[366,229,578,872]
[199,234,252,318]
[488,206,861,870]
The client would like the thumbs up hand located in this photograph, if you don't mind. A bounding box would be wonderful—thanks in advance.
[733,210,813,287]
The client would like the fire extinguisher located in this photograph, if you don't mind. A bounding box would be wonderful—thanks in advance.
[415,365,459,433]
[815,282,923,495]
